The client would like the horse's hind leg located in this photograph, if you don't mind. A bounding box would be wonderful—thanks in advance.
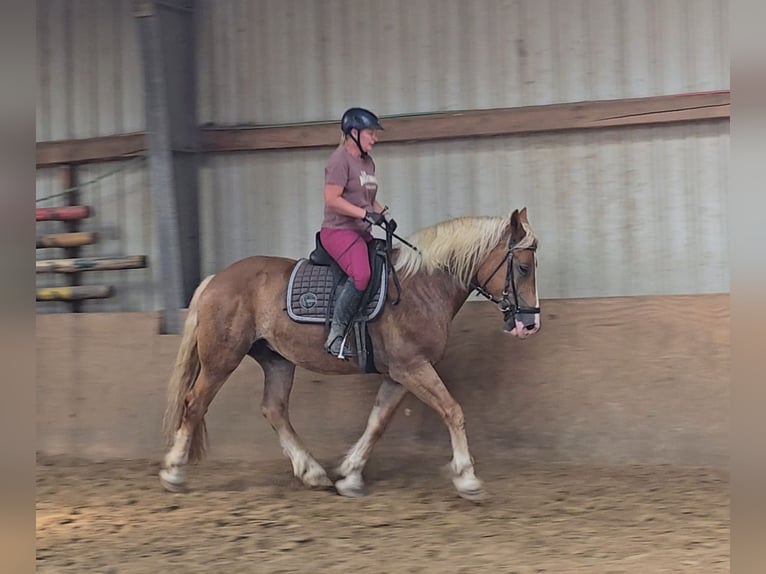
[253,346,332,489]
[160,363,235,492]
[335,377,408,497]
[390,362,485,502]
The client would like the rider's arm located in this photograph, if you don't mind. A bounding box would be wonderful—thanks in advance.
[324,184,367,219]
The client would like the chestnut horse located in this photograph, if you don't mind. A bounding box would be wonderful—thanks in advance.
[160,207,540,501]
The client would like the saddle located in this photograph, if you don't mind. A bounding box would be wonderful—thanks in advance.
[286,233,389,373]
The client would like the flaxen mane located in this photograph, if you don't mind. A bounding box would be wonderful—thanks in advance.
[394,215,537,289]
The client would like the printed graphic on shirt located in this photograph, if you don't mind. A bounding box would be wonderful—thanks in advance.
[359,171,378,192]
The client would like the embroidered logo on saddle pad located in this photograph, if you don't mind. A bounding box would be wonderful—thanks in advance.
[286,259,387,323]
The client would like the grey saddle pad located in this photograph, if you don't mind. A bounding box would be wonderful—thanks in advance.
[286,258,387,324]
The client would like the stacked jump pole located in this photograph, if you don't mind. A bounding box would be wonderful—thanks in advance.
[35,164,148,309]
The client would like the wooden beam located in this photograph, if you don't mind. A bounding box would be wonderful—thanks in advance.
[36,255,148,274]
[36,205,91,221]
[36,91,730,164]
[37,285,114,301]
[36,231,97,249]
[200,91,731,152]
[36,132,146,167]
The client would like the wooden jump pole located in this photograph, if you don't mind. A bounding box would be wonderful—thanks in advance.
[36,255,148,274]
[35,205,91,222]
[36,231,97,249]
[36,285,114,301]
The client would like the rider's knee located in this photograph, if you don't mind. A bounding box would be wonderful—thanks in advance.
[352,270,370,291]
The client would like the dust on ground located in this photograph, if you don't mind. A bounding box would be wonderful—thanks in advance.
[37,453,728,573]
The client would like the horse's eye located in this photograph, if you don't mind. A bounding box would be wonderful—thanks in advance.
[518,264,530,276]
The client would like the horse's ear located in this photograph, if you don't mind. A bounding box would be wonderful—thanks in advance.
[519,207,529,223]
[509,209,523,242]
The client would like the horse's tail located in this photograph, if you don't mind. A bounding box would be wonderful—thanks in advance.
[162,274,216,462]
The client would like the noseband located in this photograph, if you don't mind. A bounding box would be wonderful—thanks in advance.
[470,238,541,323]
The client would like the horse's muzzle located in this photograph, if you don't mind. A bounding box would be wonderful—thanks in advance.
[503,312,540,338]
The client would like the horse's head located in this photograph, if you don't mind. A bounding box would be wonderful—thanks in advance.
[473,207,540,338]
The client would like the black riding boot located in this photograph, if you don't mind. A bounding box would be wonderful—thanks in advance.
[324,278,365,357]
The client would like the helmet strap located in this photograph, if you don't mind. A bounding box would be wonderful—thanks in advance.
[350,130,368,158]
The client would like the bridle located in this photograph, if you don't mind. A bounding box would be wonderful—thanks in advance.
[470,237,541,323]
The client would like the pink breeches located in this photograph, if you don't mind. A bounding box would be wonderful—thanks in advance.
[319,227,372,291]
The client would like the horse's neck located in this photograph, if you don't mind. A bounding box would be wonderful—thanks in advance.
[405,270,471,321]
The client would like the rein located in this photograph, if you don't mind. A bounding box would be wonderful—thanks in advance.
[470,237,541,323]
[369,217,419,306]
[383,219,403,305]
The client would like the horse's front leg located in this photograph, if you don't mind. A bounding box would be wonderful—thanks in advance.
[335,377,408,497]
[256,350,332,489]
[390,362,485,501]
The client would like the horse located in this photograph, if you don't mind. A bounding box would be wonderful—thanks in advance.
[159,207,540,501]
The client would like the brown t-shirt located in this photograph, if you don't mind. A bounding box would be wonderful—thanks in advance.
[321,146,379,232]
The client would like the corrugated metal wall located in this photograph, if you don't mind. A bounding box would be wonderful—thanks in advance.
[36,0,156,312]
[36,0,730,312]
[199,119,729,298]
[196,0,730,298]
[196,0,729,123]
[36,0,145,141]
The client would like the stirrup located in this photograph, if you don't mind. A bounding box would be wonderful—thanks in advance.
[325,333,350,360]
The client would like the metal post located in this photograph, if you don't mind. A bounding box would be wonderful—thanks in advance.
[60,164,82,313]
[134,0,199,333]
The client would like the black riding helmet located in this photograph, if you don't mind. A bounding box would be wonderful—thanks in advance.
[341,107,383,158]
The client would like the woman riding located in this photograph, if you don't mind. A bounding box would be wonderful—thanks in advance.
[319,107,388,357]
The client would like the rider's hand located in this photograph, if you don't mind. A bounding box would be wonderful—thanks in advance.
[364,211,385,226]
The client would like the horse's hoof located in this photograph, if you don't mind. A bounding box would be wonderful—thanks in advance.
[159,469,187,493]
[335,477,368,498]
[304,473,334,489]
[336,484,368,498]
[453,475,486,502]
[457,487,487,503]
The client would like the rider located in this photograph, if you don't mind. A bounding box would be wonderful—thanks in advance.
[320,107,388,357]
